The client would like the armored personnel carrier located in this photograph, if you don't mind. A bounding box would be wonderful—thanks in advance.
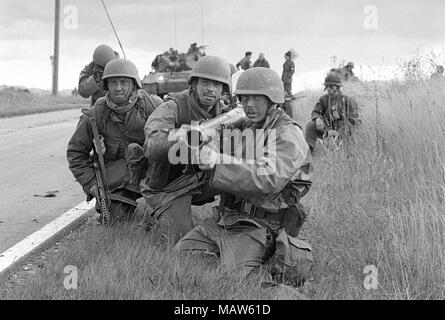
[142,44,206,98]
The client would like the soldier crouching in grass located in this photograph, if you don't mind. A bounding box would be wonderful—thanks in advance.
[304,72,360,153]
[136,56,233,245]
[175,68,314,286]
[67,59,162,224]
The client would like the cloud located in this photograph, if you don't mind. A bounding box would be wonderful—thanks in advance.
[1,0,445,89]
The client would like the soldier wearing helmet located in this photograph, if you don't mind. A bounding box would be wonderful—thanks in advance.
[340,61,355,82]
[304,72,360,151]
[78,44,119,106]
[175,67,314,285]
[68,59,163,223]
[282,51,295,97]
[136,55,232,244]
[430,65,444,81]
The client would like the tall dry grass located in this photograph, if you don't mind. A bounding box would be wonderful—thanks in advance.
[2,78,444,300]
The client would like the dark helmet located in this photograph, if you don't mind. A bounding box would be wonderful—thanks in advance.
[188,55,232,92]
[235,67,284,104]
[324,72,342,87]
[102,59,142,89]
[93,44,116,68]
[347,61,355,68]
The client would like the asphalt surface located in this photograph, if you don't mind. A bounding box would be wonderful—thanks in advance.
[0,109,87,253]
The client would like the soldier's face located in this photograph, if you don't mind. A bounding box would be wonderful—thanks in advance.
[327,85,340,96]
[196,78,224,107]
[240,95,270,123]
[107,77,134,104]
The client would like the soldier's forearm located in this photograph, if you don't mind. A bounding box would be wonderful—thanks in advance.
[78,76,100,98]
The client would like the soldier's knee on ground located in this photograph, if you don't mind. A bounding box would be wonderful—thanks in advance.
[269,229,314,287]
[175,222,220,256]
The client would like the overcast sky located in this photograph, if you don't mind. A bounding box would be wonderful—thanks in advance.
[1,0,445,90]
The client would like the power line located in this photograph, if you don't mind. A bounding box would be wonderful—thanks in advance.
[101,0,126,59]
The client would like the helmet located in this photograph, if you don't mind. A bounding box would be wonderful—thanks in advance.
[347,61,355,68]
[188,55,232,92]
[324,72,342,87]
[93,44,116,68]
[102,59,142,89]
[235,67,284,104]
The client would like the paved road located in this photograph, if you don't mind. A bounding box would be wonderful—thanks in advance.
[0,109,87,253]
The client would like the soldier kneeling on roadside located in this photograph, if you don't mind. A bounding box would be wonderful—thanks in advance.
[175,67,314,286]
[67,59,162,224]
[304,72,360,152]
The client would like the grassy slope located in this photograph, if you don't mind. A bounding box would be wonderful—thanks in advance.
[0,88,89,118]
[2,79,445,299]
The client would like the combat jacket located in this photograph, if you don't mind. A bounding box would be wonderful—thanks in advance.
[310,93,360,131]
[67,90,162,199]
[141,89,224,214]
[211,108,312,213]
[78,61,106,106]
[282,60,295,83]
[236,57,252,70]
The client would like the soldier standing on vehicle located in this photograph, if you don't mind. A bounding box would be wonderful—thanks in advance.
[282,51,295,97]
[253,53,270,68]
[236,51,253,71]
[304,72,360,152]
[175,67,314,285]
[67,59,163,223]
[78,44,118,106]
[137,55,232,244]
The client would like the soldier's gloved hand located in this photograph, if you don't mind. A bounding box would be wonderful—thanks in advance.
[315,118,325,131]
[93,65,104,84]
[198,145,218,171]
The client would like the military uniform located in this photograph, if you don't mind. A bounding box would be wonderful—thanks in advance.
[176,68,314,284]
[282,60,295,96]
[138,55,232,244]
[78,44,117,106]
[305,91,360,150]
[236,57,252,70]
[253,58,270,68]
[78,61,106,106]
[68,59,162,222]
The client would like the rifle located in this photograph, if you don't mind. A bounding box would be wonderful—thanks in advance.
[89,114,112,225]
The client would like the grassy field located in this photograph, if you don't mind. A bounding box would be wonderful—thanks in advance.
[0,87,89,117]
[2,78,444,300]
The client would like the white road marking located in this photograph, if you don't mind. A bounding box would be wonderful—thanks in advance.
[0,200,95,274]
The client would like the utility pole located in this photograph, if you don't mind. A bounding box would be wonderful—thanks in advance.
[52,0,61,95]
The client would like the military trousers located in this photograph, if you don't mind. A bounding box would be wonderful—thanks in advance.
[283,81,293,97]
[175,214,276,276]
